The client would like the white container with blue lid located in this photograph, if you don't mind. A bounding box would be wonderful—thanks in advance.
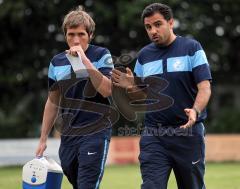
[22,156,63,189]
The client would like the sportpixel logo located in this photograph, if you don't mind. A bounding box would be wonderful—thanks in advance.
[50,53,174,136]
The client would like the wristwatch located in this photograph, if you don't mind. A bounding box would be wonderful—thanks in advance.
[193,106,201,119]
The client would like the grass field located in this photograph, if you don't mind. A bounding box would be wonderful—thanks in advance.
[1,163,240,189]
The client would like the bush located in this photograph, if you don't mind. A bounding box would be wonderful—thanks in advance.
[207,108,240,133]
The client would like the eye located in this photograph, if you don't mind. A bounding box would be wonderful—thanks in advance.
[67,33,74,37]
[78,32,87,37]
[154,22,161,28]
[145,25,151,30]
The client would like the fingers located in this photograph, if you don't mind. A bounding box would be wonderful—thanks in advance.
[113,67,133,76]
[35,149,43,157]
[180,108,197,129]
[111,71,120,82]
[180,118,195,129]
[66,50,78,56]
[35,144,46,157]
[112,67,132,79]
[184,108,191,115]
[126,67,133,76]
[111,68,125,83]
[66,46,83,56]
[111,67,134,89]
[112,68,122,76]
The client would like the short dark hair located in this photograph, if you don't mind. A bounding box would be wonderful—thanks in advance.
[141,3,173,22]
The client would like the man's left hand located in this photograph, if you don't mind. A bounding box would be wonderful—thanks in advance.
[180,108,197,129]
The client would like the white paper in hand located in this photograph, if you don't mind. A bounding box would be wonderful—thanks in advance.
[66,54,89,78]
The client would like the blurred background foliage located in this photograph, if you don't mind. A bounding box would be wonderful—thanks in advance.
[0,0,240,138]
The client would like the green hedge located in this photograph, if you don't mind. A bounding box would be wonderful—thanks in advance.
[207,108,240,133]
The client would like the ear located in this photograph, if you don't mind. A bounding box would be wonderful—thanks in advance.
[89,33,94,41]
[168,18,174,28]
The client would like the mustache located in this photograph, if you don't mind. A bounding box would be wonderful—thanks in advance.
[151,34,160,38]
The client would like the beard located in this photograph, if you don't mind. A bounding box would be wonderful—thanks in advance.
[151,33,172,47]
[151,37,167,47]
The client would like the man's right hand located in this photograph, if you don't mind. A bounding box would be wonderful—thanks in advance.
[35,140,47,157]
[112,67,134,89]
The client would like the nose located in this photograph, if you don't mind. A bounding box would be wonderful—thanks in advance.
[73,35,80,45]
[150,27,157,35]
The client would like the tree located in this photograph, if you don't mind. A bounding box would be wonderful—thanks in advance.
[0,0,239,137]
